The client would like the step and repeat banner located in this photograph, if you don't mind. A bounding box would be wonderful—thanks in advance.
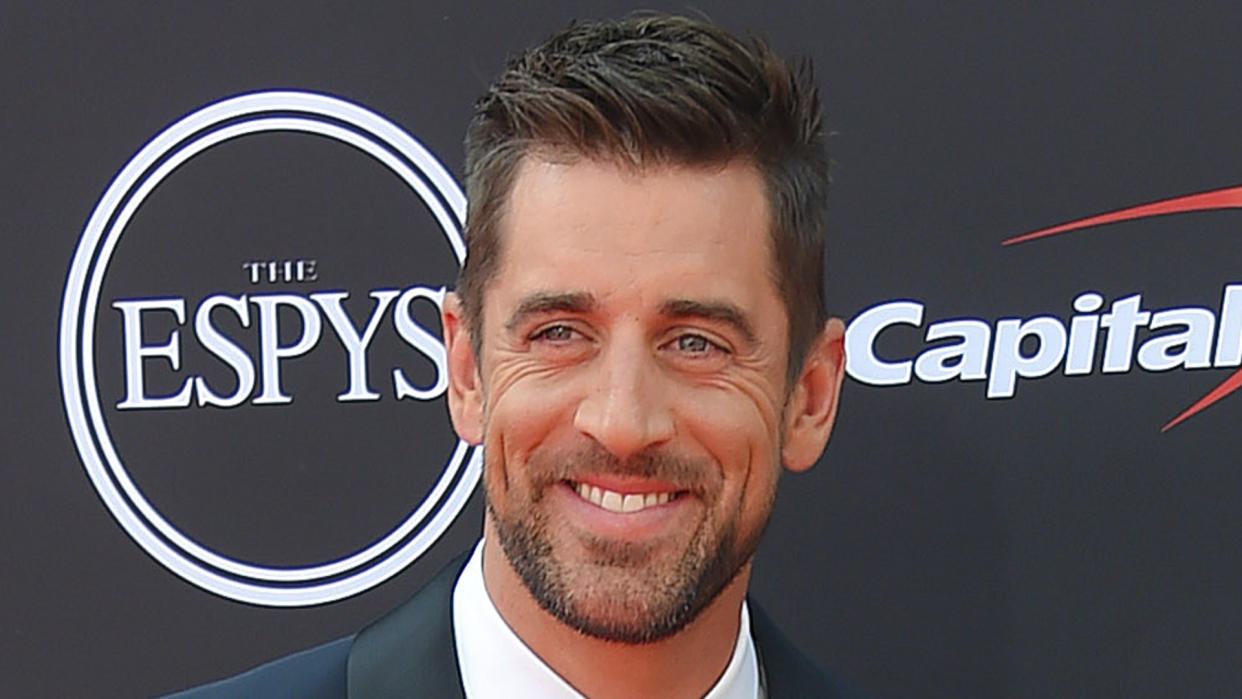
[5,2,1241,697]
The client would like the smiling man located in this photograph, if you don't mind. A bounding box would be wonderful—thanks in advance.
[435,13,852,698]
[442,157,844,698]
[169,13,854,699]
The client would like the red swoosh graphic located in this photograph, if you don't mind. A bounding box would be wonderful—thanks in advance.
[1162,369,1242,432]
[1002,185,1242,244]
[1002,184,1242,431]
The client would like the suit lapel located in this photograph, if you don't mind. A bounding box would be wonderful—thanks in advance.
[347,553,470,699]
[346,557,846,698]
[749,598,838,698]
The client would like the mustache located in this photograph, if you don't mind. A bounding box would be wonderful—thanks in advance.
[527,442,719,496]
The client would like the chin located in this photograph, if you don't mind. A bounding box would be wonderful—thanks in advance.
[493,501,752,644]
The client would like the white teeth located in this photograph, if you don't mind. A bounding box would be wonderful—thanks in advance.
[572,482,676,513]
[601,490,623,511]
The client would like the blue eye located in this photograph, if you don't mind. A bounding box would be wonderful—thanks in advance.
[675,334,726,355]
[534,325,576,342]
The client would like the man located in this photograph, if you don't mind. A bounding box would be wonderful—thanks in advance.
[170,13,855,698]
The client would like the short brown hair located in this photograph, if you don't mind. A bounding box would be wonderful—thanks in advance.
[458,13,829,381]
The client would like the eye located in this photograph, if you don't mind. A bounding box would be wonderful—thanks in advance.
[661,331,730,372]
[669,332,728,357]
[526,322,593,363]
[676,334,713,354]
[531,324,578,343]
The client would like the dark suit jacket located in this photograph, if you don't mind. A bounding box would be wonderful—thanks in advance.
[167,554,863,698]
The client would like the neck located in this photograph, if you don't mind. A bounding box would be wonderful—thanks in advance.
[480,518,749,699]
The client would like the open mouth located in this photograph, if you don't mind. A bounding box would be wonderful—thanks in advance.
[567,480,685,514]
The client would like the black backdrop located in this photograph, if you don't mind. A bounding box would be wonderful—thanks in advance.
[5,2,1242,697]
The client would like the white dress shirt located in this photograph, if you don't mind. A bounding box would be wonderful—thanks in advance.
[452,540,761,698]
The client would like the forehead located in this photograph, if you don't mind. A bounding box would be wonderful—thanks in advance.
[486,156,783,323]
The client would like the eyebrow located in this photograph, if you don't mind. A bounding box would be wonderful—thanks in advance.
[660,299,757,346]
[504,291,597,332]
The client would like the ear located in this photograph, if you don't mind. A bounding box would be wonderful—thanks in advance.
[782,317,846,472]
[442,292,484,445]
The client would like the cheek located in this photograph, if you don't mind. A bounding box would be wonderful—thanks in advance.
[482,376,581,493]
[675,383,783,498]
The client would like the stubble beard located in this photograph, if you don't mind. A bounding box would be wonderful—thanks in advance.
[489,443,774,644]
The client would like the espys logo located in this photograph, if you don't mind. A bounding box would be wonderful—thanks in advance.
[846,186,1242,431]
[59,91,480,606]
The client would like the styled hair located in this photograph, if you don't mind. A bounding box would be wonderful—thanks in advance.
[459,13,829,380]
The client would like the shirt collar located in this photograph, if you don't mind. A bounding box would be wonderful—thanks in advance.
[452,539,760,699]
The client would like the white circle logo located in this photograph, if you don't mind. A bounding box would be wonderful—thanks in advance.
[59,91,480,606]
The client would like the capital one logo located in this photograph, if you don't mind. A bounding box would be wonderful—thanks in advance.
[847,186,1242,430]
[59,91,480,606]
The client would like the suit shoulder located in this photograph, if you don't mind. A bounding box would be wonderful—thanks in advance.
[161,635,354,699]
[749,600,870,699]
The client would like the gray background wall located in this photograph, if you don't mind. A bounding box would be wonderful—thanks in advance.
[4,1,1242,697]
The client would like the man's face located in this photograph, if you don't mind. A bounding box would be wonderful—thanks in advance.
[445,157,842,642]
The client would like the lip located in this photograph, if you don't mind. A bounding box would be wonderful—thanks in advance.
[570,473,686,495]
[549,480,695,541]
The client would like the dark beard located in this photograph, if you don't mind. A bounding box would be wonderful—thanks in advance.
[488,444,772,644]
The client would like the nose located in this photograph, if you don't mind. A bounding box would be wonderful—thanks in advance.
[573,337,675,459]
